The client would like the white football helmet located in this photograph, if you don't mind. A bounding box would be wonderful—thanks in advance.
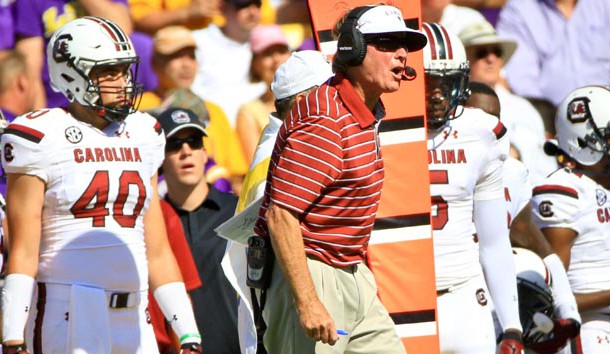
[555,85,610,166]
[421,22,470,131]
[512,247,556,346]
[46,16,141,122]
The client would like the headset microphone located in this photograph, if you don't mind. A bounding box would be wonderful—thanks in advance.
[401,66,417,81]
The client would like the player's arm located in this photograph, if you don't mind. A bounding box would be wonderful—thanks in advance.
[265,202,338,345]
[512,208,580,321]
[78,0,133,34]
[2,173,44,348]
[542,226,610,312]
[145,174,202,352]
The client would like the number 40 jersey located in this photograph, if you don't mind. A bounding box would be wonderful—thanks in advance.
[428,107,509,290]
[1,108,165,292]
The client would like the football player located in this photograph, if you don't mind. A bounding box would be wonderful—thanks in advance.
[0,17,201,353]
[422,22,523,354]
[466,82,581,354]
[531,85,610,354]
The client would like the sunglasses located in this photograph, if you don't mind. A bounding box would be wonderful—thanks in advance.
[474,46,503,60]
[165,136,204,153]
[365,36,409,52]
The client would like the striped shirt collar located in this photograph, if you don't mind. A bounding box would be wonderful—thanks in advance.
[333,73,386,128]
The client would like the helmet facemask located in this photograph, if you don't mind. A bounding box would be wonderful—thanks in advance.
[84,60,143,123]
[425,66,470,131]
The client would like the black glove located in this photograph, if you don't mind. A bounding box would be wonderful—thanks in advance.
[528,318,580,354]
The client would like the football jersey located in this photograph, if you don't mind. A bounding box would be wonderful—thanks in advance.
[428,107,508,290]
[503,156,532,227]
[1,108,165,292]
[531,168,610,295]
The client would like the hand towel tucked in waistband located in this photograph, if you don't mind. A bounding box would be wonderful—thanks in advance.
[67,285,111,354]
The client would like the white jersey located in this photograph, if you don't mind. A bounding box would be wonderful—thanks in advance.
[531,168,610,296]
[503,156,532,226]
[1,108,165,292]
[428,107,508,290]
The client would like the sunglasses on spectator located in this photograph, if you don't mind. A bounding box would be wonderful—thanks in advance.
[475,46,503,60]
[165,136,204,153]
[365,35,409,52]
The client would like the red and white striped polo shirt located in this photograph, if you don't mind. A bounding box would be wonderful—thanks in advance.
[254,74,385,266]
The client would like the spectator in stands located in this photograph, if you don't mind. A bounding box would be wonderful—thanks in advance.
[158,107,242,354]
[191,0,263,128]
[144,25,248,192]
[421,0,487,35]
[497,0,610,108]
[128,0,220,34]
[452,0,506,26]
[459,20,556,183]
[14,0,133,109]
[236,25,290,165]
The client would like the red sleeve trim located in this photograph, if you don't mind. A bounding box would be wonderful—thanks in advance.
[532,185,578,199]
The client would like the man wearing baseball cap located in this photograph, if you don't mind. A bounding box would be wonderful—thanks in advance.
[254,5,427,354]
[157,107,242,354]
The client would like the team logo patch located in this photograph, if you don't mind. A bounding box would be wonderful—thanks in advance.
[538,200,554,218]
[3,143,14,162]
[596,189,607,206]
[65,126,83,144]
[171,110,191,124]
[567,96,592,123]
[52,34,73,63]
[475,288,487,306]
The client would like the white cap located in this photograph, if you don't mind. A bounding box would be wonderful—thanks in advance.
[356,5,427,52]
[271,50,333,100]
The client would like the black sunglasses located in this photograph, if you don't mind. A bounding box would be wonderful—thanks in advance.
[365,36,408,52]
[165,136,204,153]
[475,46,503,60]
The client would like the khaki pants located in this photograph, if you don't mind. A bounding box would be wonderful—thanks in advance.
[263,257,405,354]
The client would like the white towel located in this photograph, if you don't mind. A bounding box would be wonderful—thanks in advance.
[67,285,111,354]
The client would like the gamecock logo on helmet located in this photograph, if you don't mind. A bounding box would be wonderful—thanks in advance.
[53,34,74,63]
[567,97,592,123]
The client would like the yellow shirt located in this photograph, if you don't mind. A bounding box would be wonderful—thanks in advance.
[128,0,276,31]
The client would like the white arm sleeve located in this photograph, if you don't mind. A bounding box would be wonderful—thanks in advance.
[2,273,36,342]
[153,282,201,345]
[475,198,522,332]
[543,254,581,322]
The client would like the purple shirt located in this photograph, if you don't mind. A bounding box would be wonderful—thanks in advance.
[131,32,158,92]
[15,0,129,108]
[0,2,16,50]
[497,0,610,106]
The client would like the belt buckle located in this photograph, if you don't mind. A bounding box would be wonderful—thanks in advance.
[109,292,131,308]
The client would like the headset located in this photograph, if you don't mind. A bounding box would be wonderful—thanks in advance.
[336,6,375,66]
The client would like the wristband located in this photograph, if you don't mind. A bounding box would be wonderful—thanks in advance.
[2,274,35,342]
[153,282,201,344]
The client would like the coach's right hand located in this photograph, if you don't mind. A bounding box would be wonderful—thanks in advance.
[298,297,339,345]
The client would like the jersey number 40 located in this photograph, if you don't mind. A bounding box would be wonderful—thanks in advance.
[70,170,146,228]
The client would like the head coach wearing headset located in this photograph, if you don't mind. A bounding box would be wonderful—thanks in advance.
[253,4,427,354]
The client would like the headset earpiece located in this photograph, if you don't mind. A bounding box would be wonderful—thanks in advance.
[336,6,373,66]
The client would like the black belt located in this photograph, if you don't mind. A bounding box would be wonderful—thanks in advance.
[109,292,133,308]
